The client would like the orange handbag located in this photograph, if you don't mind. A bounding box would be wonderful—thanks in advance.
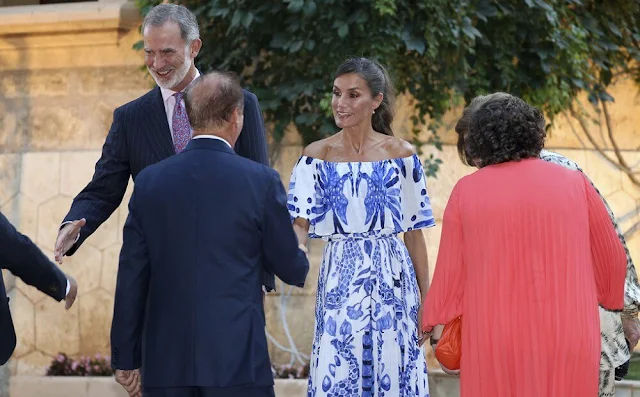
[434,316,462,370]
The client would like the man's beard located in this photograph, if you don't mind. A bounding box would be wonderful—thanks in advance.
[148,56,192,90]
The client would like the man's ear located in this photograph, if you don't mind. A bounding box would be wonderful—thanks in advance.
[190,38,202,58]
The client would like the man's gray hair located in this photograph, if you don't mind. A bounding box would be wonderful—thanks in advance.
[184,72,245,131]
[142,4,200,44]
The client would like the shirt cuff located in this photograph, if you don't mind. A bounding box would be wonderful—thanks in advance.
[65,279,70,296]
[60,221,81,243]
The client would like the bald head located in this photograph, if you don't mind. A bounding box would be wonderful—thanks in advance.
[184,71,244,140]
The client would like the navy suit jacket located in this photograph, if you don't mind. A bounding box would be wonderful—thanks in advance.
[62,86,276,290]
[110,138,309,388]
[0,212,67,365]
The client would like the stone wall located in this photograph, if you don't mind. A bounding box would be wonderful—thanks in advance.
[1,0,640,377]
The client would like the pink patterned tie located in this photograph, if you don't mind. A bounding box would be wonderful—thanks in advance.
[172,91,191,153]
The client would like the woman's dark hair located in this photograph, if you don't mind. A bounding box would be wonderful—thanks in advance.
[463,93,546,168]
[455,94,502,165]
[335,57,396,136]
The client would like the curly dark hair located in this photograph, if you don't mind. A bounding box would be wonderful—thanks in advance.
[462,93,546,168]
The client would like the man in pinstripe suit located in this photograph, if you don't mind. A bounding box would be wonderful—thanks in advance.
[53,4,276,293]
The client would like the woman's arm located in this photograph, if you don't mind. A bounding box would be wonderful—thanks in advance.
[404,229,429,300]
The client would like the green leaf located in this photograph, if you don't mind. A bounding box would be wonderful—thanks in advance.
[230,10,242,28]
[242,12,254,28]
[304,1,317,17]
[337,24,349,38]
[289,40,304,53]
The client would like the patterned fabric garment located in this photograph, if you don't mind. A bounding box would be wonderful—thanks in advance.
[172,92,192,153]
[599,369,616,397]
[288,154,435,397]
[540,150,640,372]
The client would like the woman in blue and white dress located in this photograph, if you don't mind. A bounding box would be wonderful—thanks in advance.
[288,58,434,397]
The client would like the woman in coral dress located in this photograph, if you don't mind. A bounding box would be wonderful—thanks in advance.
[423,93,627,397]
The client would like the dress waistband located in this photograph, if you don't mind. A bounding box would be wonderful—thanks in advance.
[322,231,398,242]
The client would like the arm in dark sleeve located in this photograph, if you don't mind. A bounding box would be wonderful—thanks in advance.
[235,90,269,166]
[63,107,131,255]
[261,170,309,288]
[235,91,274,290]
[0,211,66,301]
[110,188,150,370]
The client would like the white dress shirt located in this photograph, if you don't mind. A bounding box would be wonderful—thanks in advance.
[192,134,233,148]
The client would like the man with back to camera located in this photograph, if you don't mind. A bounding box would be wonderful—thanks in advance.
[109,71,310,397]
[54,4,276,293]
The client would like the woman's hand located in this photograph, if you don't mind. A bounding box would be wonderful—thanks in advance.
[417,303,428,346]
[439,364,460,377]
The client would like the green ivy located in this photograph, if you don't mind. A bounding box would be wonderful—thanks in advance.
[134,0,640,177]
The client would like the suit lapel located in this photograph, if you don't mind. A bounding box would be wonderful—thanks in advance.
[140,87,176,159]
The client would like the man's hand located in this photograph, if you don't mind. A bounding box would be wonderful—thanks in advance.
[622,316,640,350]
[115,369,142,397]
[64,275,78,310]
[54,219,86,264]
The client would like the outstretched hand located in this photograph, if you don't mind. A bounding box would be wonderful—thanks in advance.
[115,369,142,397]
[54,219,86,264]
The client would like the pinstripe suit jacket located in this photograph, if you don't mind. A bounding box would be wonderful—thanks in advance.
[62,86,275,290]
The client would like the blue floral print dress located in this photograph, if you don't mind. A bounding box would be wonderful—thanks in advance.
[287,154,435,397]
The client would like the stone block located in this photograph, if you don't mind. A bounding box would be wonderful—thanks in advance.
[60,151,101,197]
[101,243,121,294]
[79,289,114,356]
[35,297,79,357]
[628,234,640,279]
[76,67,149,96]
[20,152,60,204]
[84,212,119,251]
[0,70,70,98]
[0,101,29,151]
[15,351,53,375]
[1,194,39,240]
[2,269,15,292]
[59,244,102,296]
[36,195,73,251]
[27,106,82,151]
[10,288,35,359]
[422,146,475,220]
[621,153,640,200]
[272,144,303,187]
[116,178,134,235]
[605,191,639,233]
[87,378,129,397]
[423,223,442,281]
[264,294,314,366]
[0,153,21,206]
[584,150,624,197]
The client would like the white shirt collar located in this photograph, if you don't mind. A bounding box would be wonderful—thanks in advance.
[160,69,201,103]
[192,135,233,149]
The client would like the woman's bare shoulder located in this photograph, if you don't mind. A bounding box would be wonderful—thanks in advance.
[383,136,417,158]
[302,135,340,159]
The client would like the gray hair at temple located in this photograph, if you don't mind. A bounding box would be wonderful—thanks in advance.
[454,92,512,166]
[184,71,244,131]
[142,4,200,44]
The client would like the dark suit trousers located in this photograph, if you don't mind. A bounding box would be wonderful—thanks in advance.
[144,385,275,397]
